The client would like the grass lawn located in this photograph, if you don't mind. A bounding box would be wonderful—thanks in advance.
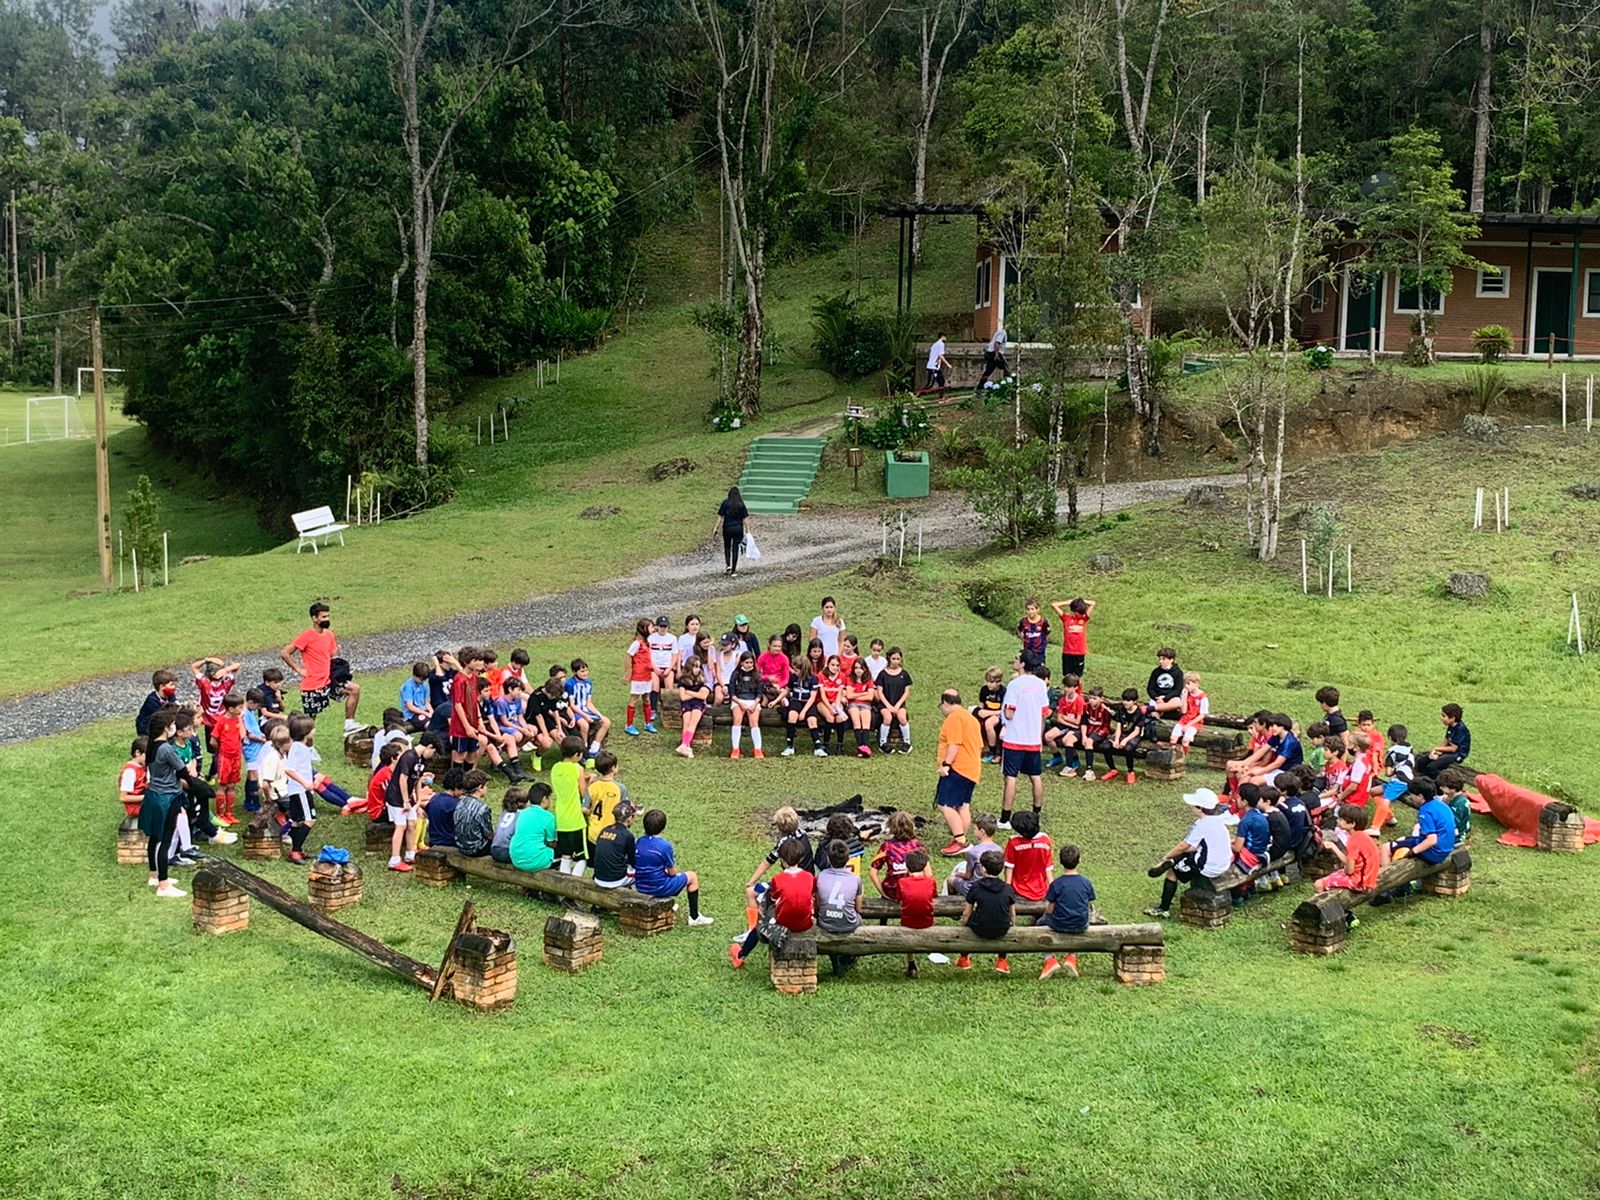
[3,424,1599,1200]
[0,215,977,700]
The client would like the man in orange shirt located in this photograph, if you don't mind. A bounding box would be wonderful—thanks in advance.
[281,601,363,732]
[934,688,985,857]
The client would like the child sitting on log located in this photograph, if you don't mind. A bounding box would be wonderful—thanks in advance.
[119,737,148,819]
[974,666,1005,764]
[1314,805,1379,897]
[814,838,863,977]
[635,808,714,926]
[869,811,924,907]
[550,735,590,876]
[1231,787,1272,905]
[592,801,638,890]
[508,783,557,872]
[1437,768,1474,846]
[1382,779,1457,871]
[742,807,815,930]
[350,738,403,819]
[1039,843,1095,980]
[490,786,529,864]
[946,813,1002,898]
[898,849,937,978]
[820,812,865,877]
[958,849,1015,974]
[729,836,808,967]
[1002,809,1054,909]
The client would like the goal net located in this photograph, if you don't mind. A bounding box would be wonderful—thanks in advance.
[24,395,90,442]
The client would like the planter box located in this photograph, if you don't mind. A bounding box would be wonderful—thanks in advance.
[884,450,929,498]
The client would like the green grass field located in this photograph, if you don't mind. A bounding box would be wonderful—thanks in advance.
[3,423,1599,1200]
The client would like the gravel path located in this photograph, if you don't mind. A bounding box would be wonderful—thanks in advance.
[0,473,1240,744]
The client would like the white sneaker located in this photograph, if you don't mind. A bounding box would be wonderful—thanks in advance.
[688,914,716,927]
[148,878,159,887]
[209,831,238,845]
[926,953,950,964]
[344,718,360,734]
[781,746,795,757]
[997,819,1012,830]
[156,885,187,898]
[813,748,828,757]
[1083,770,1097,782]
[673,744,693,758]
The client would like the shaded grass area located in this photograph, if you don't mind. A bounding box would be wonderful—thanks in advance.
[0,217,975,700]
[3,427,1600,1200]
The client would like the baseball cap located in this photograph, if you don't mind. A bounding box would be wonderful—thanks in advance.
[614,801,635,821]
[734,614,750,626]
[720,632,738,647]
[1182,787,1223,812]
[653,614,670,627]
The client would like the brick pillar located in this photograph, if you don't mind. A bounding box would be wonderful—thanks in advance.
[543,910,604,973]
[308,860,364,914]
[1179,886,1233,930]
[343,735,375,767]
[1302,845,1342,881]
[1417,851,1472,897]
[1143,747,1186,782]
[1538,804,1586,854]
[242,821,283,862]
[770,934,819,995]
[191,870,250,935]
[412,848,460,888]
[364,821,397,857]
[117,817,145,866]
[1204,743,1236,771]
[1113,943,1166,985]
[618,893,677,937]
[1289,895,1348,955]
[451,929,518,1010]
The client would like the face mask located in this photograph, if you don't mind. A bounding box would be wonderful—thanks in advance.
[160,685,176,697]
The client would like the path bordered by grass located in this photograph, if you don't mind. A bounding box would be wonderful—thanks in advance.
[3,427,1599,1200]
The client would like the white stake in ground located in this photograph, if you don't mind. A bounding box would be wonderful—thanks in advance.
[1503,487,1510,527]
[1300,539,1308,594]
[917,520,923,562]
[162,532,169,587]
[1562,373,1568,428]
[345,474,352,523]
[1473,487,1484,531]
[1346,543,1353,593]
[1570,593,1587,656]
[118,530,124,589]
[1327,548,1334,599]
[1494,488,1503,533]
[131,547,139,593]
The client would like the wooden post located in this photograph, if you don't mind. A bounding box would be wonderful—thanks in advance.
[477,414,482,444]
[502,406,509,440]
[92,306,112,590]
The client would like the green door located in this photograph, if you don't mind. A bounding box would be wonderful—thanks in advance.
[1533,270,1572,355]
[1342,274,1376,350]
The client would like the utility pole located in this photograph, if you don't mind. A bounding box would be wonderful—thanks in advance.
[92,306,112,589]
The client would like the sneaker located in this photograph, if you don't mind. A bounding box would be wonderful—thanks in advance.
[674,744,693,758]
[1062,953,1080,978]
[1125,772,1137,785]
[752,748,765,759]
[995,957,1011,975]
[208,831,238,845]
[288,850,307,864]
[781,746,795,757]
[996,819,1012,830]
[728,944,745,969]
[215,812,236,826]
[390,861,413,873]
[155,885,188,899]
[1059,767,1079,778]
[644,723,658,734]
[148,877,159,887]
[940,839,966,857]
[1082,770,1097,782]
[813,748,828,757]
[857,745,872,758]
[1143,906,1170,919]
[1040,955,1062,980]
[343,718,360,734]
[625,725,640,737]
[956,955,972,970]
[905,960,919,979]
[1101,769,1120,783]
[729,748,741,760]
[1047,755,1064,769]
[900,744,912,755]
[688,914,716,927]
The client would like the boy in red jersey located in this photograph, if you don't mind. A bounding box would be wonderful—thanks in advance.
[1314,804,1380,895]
[624,619,657,736]
[352,738,403,818]
[191,656,240,780]
[1049,596,1095,681]
[1079,686,1113,782]
[1003,809,1054,910]
[730,838,814,968]
[898,849,938,978]
[212,693,246,824]
[1045,673,1084,776]
[119,738,148,818]
[1166,672,1210,754]
[448,647,488,766]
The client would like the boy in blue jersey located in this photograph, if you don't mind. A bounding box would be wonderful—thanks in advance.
[634,809,714,926]
[564,659,612,758]
[241,688,269,812]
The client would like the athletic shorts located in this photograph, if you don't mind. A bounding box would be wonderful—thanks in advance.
[682,698,707,713]
[300,682,346,718]
[287,794,316,824]
[1060,653,1086,680]
[555,829,587,858]
[785,702,812,721]
[935,771,977,809]
[594,872,635,890]
[629,679,654,695]
[386,804,416,825]
[1002,747,1043,778]
[215,753,242,786]
[640,873,689,898]
[450,735,481,754]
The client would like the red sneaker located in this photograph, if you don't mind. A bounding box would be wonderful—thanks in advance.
[729,748,741,760]
[858,744,873,758]
[288,850,306,864]
[956,955,972,970]
[1062,953,1080,978]
[940,839,967,857]
[752,748,765,759]
[728,943,745,969]
[1125,771,1138,785]
[389,861,413,873]
[1040,955,1061,980]
[1101,769,1121,783]
[995,956,1011,975]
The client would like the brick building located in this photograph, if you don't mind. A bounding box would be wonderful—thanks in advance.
[1300,212,1600,358]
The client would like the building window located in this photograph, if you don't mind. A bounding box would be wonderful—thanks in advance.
[975,258,992,308]
[1112,279,1142,309]
[1310,277,1325,312]
[1586,269,1600,318]
[1393,280,1444,314]
[1476,266,1509,298]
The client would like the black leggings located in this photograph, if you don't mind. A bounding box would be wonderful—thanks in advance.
[723,526,744,571]
[147,801,182,881]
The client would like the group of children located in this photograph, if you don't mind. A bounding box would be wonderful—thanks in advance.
[728,805,1097,982]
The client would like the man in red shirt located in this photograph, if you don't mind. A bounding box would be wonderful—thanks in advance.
[898,849,938,978]
[280,601,362,731]
[1049,596,1095,682]
[730,839,813,967]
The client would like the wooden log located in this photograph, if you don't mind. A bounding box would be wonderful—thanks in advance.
[1201,850,1301,895]
[858,896,1046,921]
[810,922,1161,957]
[192,860,440,992]
[443,851,677,921]
[1313,846,1471,912]
[1288,847,1471,955]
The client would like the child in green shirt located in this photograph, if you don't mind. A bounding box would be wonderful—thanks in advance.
[1438,767,1473,844]
[550,734,590,876]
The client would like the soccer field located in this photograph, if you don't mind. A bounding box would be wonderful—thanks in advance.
[0,385,131,446]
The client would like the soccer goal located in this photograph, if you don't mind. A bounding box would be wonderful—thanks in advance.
[75,366,125,398]
[22,394,90,443]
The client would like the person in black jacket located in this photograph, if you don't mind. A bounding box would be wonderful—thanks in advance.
[717,486,750,576]
[1145,647,1185,718]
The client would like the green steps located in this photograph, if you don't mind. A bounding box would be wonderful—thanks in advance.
[737,436,826,515]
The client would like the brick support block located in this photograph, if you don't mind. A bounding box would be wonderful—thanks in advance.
[308,861,364,913]
[117,817,145,866]
[452,929,518,1010]
[192,872,250,935]
[412,849,460,888]
[1112,944,1166,985]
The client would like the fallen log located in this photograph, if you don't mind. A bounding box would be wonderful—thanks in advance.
[441,851,678,936]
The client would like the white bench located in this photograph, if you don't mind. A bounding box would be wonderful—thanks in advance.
[293,505,348,553]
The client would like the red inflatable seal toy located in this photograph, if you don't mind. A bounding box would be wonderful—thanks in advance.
[1470,773,1600,848]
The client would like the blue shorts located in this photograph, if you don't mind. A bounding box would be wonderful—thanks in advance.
[1002,747,1043,778]
[936,771,977,809]
[1392,835,1450,864]
[450,735,480,754]
[1382,778,1409,802]
[639,873,689,898]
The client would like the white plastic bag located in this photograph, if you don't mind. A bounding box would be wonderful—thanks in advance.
[742,531,762,562]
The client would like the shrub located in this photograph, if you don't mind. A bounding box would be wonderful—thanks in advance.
[857,399,931,449]
[1465,365,1507,415]
[123,475,163,590]
[1473,324,1513,363]
[947,437,1057,548]
[811,292,891,380]
[1303,344,1334,370]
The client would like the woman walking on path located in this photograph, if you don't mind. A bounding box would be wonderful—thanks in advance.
[717,487,750,576]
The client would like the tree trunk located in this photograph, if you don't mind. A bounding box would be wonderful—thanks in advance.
[1122,320,1159,455]
[403,44,431,469]
[1196,108,1209,204]
[8,190,19,363]
[911,117,930,266]
[53,323,62,393]
[734,251,764,418]
[1470,21,1493,214]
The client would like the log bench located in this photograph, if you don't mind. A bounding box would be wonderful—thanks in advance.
[1288,847,1472,955]
[1179,850,1303,930]
[768,923,1166,992]
[418,849,679,937]
[857,896,1047,921]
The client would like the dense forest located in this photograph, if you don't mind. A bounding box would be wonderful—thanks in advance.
[4,0,1599,513]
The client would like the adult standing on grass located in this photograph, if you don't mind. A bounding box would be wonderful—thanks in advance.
[934,689,984,857]
[809,596,846,659]
[281,601,362,733]
[717,486,750,577]
[998,658,1049,830]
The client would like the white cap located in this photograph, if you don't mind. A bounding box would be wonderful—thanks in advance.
[1182,786,1221,811]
